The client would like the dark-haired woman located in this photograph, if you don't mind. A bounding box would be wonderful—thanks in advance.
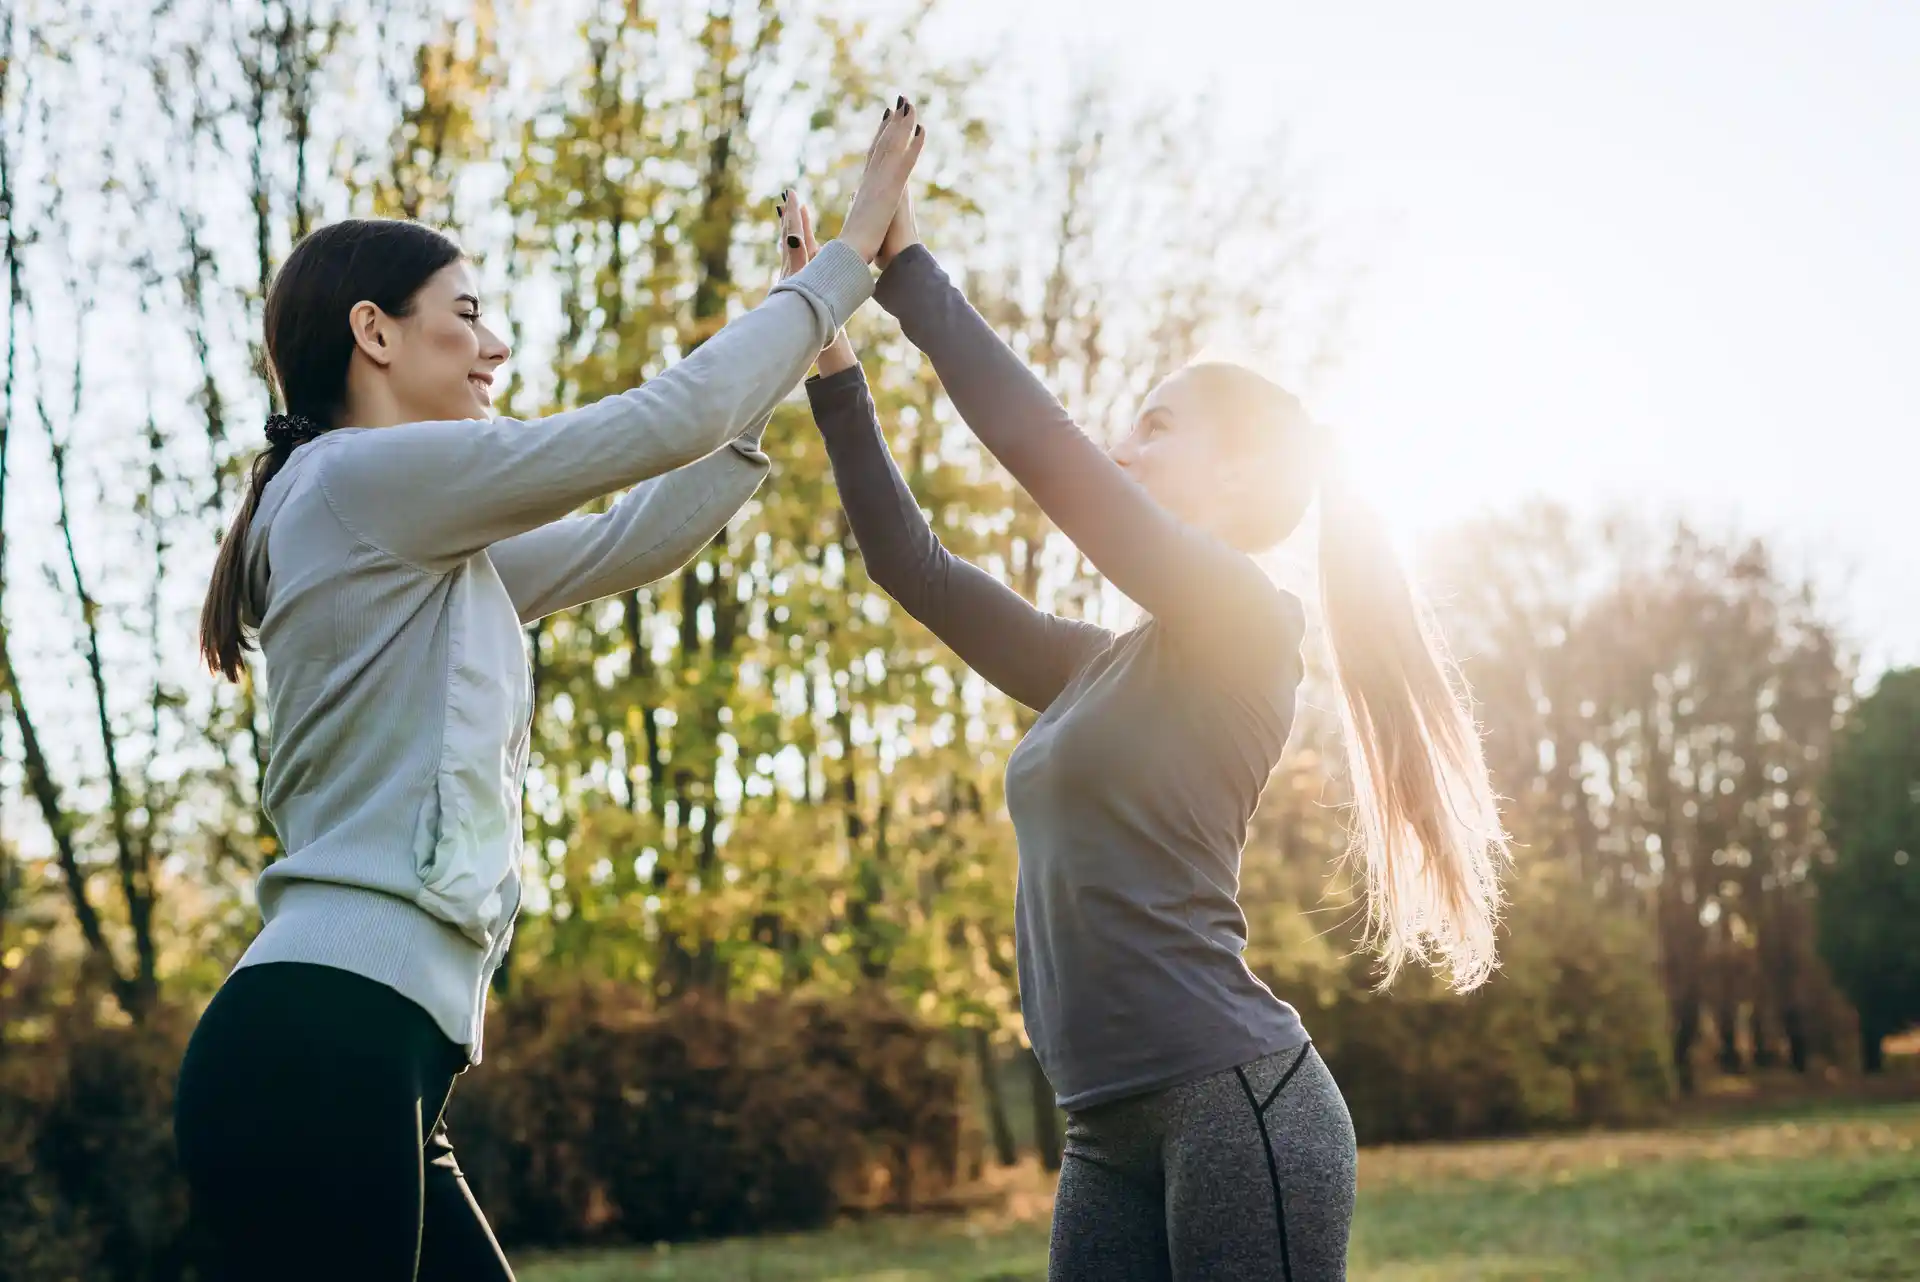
[172,104,927,1282]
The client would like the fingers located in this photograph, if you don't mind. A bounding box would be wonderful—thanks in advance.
[861,96,915,182]
[776,189,808,277]
[800,203,819,258]
[842,94,925,261]
[780,190,803,253]
[873,94,916,163]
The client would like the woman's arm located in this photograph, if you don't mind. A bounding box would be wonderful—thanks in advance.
[872,244,1298,659]
[316,100,928,572]
[486,413,771,623]
[807,362,1111,713]
[769,194,1108,710]
[313,241,867,572]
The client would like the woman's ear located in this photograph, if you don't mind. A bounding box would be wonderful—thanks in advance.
[1216,441,1259,501]
[1217,428,1290,544]
[1221,468,1263,530]
[348,300,396,368]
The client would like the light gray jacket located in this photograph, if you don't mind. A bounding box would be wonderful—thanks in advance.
[233,241,872,1059]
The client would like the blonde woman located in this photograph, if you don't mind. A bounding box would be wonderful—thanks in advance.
[782,175,1505,1282]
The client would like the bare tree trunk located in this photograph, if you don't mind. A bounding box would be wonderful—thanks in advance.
[623,590,668,819]
[1,62,151,1016]
[1669,989,1700,1096]
[1860,1021,1886,1074]
[1716,1000,1743,1074]
[43,364,160,1011]
[238,11,281,838]
[0,834,14,939]
[653,0,771,998]
[0,637,142,1016]
[1660,866,1703,1095]
[1026,1047,1063,1173]
[0,0,15,951]
[1782,1001,1810,1074]
[973,1027,1019,1168]
[1712,925,1744,1076]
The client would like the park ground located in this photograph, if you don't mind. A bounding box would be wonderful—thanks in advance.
[521,1081,1920,1282]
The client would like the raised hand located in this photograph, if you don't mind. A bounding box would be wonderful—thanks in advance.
[848,106,922,272]
[838,95,925,265]
[775,190,811,282]
[777,192,859,376]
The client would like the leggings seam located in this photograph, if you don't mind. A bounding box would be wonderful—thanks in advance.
[1234,1065,1294,1282]
[1259,1042,1314,1115]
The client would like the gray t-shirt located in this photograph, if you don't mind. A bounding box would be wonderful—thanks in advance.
[808,246,1308,1110]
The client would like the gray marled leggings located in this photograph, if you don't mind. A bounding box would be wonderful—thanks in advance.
[1049,1044,1357,1281]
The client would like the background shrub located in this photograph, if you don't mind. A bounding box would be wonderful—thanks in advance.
[0,961,961,1278]
[1271,865,1676,1144]
[446,982,964,1248]
[0,960,194,1282]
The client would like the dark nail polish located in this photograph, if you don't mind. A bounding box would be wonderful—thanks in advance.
[914,124,923,137]
[896,95,904,109]
[787,235,800,249]
[883,109,891,121]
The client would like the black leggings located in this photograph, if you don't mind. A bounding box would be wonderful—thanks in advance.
[1049,1044,1357,1281]
[172,961,513,1282]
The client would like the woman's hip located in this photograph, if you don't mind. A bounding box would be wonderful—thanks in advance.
[174,961,463,1171]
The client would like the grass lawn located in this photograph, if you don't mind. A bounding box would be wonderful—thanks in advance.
[518,1102,1920,1282]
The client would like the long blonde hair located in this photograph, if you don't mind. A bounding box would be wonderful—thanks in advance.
[1190,362,1509,990]
[1317,463,1507,989]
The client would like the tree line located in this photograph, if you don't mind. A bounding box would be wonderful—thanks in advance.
[0,0,1906,1182]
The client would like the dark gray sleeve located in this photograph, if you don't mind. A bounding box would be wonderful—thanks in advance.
[873,245,1301,665]
[806,365,1112,713]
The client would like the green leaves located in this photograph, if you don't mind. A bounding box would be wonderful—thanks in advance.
[1815,668,1920,1065]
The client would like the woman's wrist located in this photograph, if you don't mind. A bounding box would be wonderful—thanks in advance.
[837,221,886,265]
[816,333,859,377]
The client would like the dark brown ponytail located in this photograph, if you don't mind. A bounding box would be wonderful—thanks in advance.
[197,219,462,682]
[199,415,325,681]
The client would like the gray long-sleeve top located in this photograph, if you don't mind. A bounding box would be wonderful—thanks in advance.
[235,241,874,1059]
[807,245,1308,1110]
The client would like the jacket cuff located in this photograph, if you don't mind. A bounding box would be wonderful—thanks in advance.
[774,238,874,332]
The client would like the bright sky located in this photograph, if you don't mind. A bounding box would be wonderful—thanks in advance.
[935,0,1919,671]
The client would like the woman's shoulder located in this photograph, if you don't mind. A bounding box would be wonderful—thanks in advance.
[1150,579,1305,676]
[252,433,453,584]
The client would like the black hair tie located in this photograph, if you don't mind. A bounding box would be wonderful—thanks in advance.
[264,412,323,450]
